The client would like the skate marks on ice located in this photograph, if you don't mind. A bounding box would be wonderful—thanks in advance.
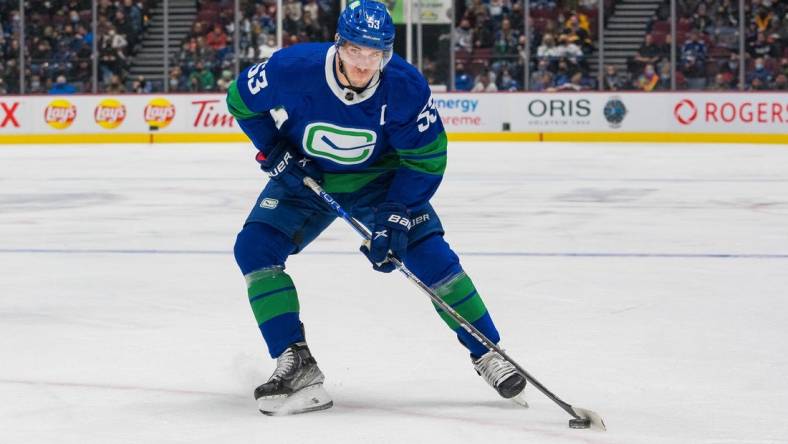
[332,395,610,443]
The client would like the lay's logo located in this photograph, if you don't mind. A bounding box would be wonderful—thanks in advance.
[144,98,176,129]
[44,99,77,130]
[94,99,127,129]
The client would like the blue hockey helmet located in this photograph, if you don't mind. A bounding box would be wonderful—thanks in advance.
[336,0,395,68]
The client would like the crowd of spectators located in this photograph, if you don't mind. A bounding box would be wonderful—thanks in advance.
[3,0,787,93]
[453,0,601,92]
[167,0,337,92]
[613,0,787,90]
[452,0,786,91]
[0,0,152,94]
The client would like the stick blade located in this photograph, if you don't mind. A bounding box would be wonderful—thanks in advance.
[571,406,607,431]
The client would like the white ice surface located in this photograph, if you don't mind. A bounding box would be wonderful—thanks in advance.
[1,142,787,444]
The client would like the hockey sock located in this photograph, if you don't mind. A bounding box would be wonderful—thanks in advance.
[433,272,500,358]
[245,266,304,358]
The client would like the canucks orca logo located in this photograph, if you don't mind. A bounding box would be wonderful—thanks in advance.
[303,122,377,165]
[603,97,627,128]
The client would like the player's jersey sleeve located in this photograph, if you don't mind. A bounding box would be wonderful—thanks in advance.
[385,80,447,211]
[226,55,284,155]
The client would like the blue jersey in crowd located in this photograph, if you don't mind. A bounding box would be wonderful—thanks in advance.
[226,42,448,211]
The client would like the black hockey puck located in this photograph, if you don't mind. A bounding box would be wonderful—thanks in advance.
[569,418,591,429]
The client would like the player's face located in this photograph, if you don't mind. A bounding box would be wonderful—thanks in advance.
[338,43,384,85]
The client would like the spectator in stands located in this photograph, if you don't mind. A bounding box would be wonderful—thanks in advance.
[489,0,506,25]
[773,73,787,89]
[552,59,573,86]
[473,15,494,49]
[561,10,593,55]
[753,6,777,33]
[631,34,663,74]
[113,10,136,50]
[216,69,233,92]
[508,2,524,35]
[637,63,660,91]
[455,18,474,52]
[498,67,519,91]
[748,57,773,85]
[99,31,127,85]
[657,63,672,90]
[258,35,277,59]
[71,59,92,91]
[303,0,319,23]
[28,73,44,94]
[564,10,590,35]
[604,65,624,91]
[749,76,769,90]
[123,0,143,38]
[188,61,215,92]
[748,32,777,58]
[492,18,519,77]
[168,66,188,91]
[467,0,490,22]
[106,73,126,93]
[692,2,714,35]
[48,74,77,94]
[530,0,557,10]
[710,73,730,90]
[716,53,739,87]
[454,63,474,91]
[531,70,554,91]
[537,34,560,65]
[550,71,589,91]
[530,59,552,90]
[681,30,707,79]
[472,70,498,92]
[206,23,228,51]
[130,75,152,93]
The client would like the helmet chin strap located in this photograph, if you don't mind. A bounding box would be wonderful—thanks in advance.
[336,52,381,94]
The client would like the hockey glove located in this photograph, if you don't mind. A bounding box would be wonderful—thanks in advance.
[257,139,322,195]
[360,202,410,273]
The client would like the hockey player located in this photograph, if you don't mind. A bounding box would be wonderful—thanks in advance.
[227,0,526,415]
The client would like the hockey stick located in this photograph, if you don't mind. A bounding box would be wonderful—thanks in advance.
[303,177,606,431]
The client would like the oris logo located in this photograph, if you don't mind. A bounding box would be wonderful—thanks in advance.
[527,99,591,118]
[674,99,698,125]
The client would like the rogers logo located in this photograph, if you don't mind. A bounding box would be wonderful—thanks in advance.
[94,99,127,129]
[144,98,176,129]
[44,99,77,130]
[674,99,698,125]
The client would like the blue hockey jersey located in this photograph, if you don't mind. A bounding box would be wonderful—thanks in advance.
[226,42,447,211]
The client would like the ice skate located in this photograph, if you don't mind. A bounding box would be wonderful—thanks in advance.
[254,342,333,415]
[474,350,528,407]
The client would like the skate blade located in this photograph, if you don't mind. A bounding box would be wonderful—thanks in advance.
[510,391,529,408]
[258,383,333,416]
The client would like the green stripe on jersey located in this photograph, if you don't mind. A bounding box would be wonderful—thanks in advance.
[397,131,447,176]
[226,81,259,120]
[432,272,488,330]
[245,267,300,325]
[322,153,400,194]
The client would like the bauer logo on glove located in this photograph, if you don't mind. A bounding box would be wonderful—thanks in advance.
[360,202,410,273]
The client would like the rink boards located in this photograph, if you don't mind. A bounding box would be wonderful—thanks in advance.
[0,92,785,144]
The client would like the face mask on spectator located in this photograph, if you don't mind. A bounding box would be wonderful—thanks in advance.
[169,78,179,89]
